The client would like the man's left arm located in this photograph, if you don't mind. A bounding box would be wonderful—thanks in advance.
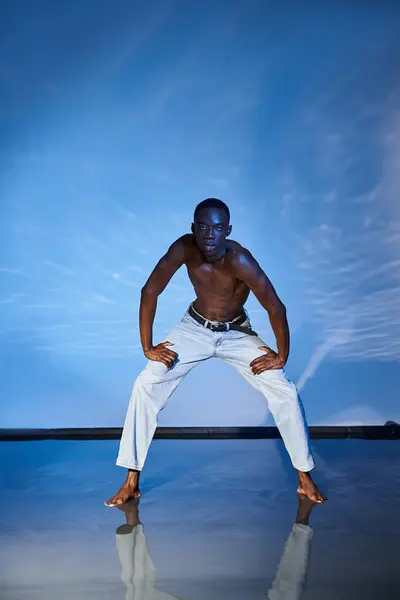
[232,248,289,369]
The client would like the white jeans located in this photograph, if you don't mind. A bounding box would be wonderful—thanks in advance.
[117,306,314,473]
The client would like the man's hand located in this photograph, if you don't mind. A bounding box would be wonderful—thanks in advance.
[250,345,286,375]
[144,341,177,369]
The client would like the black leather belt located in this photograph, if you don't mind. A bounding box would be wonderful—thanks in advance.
[188,304,258,336]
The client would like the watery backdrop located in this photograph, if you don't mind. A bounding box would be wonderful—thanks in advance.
[1,0,399,427]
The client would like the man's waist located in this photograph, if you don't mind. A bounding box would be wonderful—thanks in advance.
[189,303,246,326]
[188,303,258,336]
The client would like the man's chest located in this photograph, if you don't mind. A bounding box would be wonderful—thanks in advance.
[186,261,240,292]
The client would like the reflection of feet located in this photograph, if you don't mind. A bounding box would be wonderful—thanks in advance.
[118,498,141,527]
[296,493,317,526]
[297,472,328,504]
[105,471,141,507]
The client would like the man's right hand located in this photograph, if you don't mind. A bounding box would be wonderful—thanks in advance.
[144,341,177,369]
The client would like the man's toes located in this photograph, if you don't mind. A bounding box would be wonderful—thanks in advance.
[305,489,325,503]
[105,496,123,507]
[314,493,327,503]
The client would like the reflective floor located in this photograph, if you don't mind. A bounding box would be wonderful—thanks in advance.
[0,438,399,599]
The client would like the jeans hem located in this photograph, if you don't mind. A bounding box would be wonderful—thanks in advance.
[294,461,315,472]
[116,460,143,471]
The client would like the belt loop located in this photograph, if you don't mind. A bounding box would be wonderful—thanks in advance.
[226,323,230,331]
[204,320,209,328]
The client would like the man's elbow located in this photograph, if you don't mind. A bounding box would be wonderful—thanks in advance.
[141,285,160,297]
[269,301,286,317]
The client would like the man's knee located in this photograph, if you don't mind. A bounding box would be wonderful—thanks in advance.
[258,369,299,400]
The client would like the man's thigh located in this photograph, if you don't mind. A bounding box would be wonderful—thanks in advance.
[218,330,278,374]
[221,331,300,396]
[144,316,214,380]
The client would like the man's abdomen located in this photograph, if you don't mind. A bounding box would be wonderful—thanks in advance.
[192,288,250,322]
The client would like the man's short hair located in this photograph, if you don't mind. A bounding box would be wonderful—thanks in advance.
[194,198,230,222]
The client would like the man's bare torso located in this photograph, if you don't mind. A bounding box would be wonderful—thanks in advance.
[182,234,250,322]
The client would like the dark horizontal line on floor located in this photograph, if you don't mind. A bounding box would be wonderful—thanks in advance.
[0,424,399,441]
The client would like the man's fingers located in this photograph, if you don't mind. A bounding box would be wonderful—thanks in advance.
[160,342,176,358]
[251,351,278,366]
[251,361,282,374]
[252,366,273,373]
[250,357,262,366]
[251,353,279,363]
[157,342,177,366]
[251,359,280,371]
[162,352,175,364]
[161,349,178,367]
[250,356,265,365]
[250,356,272,366]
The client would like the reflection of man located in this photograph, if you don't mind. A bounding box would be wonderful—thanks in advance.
[115,499,178,600]
[115,494,317,600]
[267,494,316,600]
[106,198,327,507]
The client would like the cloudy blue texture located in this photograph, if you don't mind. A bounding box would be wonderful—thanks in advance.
[1,0,399,428]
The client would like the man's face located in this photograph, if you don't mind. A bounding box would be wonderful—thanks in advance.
[192,207,231,258]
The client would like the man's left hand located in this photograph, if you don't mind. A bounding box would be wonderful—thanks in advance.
[250,345,286,374]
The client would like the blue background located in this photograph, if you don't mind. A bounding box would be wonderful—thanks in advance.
[1,0,399,428]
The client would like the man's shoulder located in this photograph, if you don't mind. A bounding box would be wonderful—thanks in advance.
[177,233,195,253]
[227,241,262,282]
[172,233,192,242]
[170,233,194,248]
[168,234,195,261]
[227,240,253,262]
[182,233,194,245]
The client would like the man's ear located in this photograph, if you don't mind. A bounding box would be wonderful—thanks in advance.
[227,225,232,236]
[191,223,195,234]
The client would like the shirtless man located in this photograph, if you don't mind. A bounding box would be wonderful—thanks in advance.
[106,198,327,507]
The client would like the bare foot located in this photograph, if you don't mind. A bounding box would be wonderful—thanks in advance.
[297,471,328,504]
[105,470,141,507]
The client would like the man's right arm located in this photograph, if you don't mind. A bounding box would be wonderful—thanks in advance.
[139,235,187,363]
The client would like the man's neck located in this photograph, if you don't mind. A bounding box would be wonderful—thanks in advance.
[204,246,227,264]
